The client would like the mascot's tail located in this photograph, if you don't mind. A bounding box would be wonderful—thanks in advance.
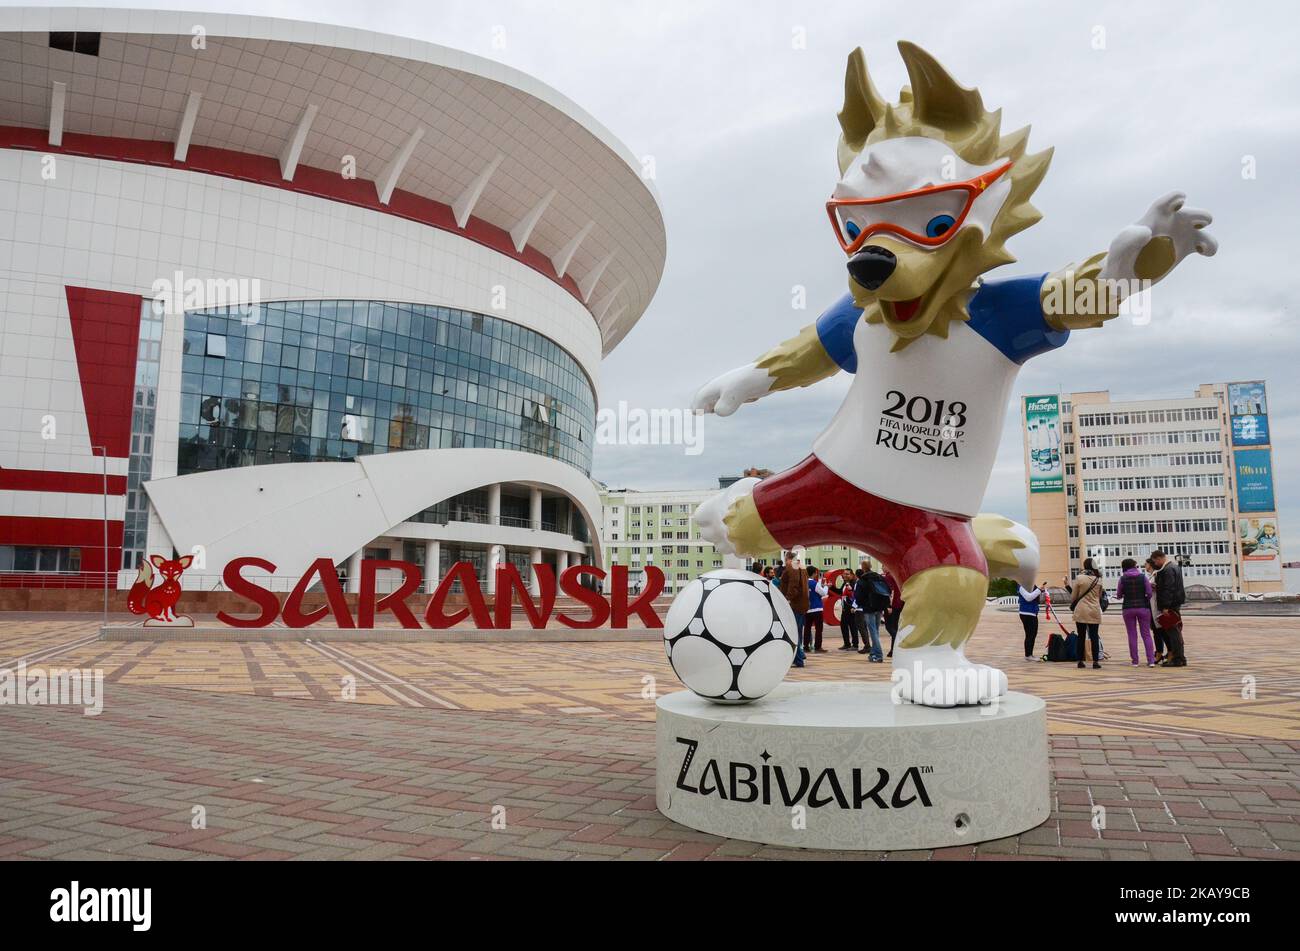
[125,559,154,616]
[972,514,1040,590]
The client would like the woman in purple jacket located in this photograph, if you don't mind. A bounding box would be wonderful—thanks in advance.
[1117,558,1156,667]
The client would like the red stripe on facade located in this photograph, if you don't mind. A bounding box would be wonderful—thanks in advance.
[0,125,590,307]
[0,515,124,575]
[0,467,128,495]
[64,287,144,460]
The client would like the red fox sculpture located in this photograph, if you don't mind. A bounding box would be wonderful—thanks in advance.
[126,554,193,623]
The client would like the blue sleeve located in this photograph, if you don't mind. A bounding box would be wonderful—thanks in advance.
[814,293,861,374]
[967,273,1069,365]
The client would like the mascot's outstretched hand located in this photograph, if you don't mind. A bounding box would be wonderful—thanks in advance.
[1102,191,1217,285]
[692,364,774,417]
[1046,191,1217,331]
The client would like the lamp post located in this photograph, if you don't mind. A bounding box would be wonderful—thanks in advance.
[91,444,108,623]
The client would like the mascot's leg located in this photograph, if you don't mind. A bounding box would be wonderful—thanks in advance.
[693,455,867,558]
[891,563,1007,707]
[891,516,1040,706]
[693,477,780,557]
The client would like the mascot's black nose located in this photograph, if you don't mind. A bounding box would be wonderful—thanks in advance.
[847,246,897,290]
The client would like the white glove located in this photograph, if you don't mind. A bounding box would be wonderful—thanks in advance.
[691,364,773,417]
[1101,191,1217,286]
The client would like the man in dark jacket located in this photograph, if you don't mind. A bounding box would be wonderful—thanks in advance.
[854,566,889,661]
[1151,550,1187,667]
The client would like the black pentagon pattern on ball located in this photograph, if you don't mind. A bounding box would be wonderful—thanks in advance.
[664,575,799,701]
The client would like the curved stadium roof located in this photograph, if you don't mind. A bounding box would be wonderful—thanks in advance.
[0,6,666,353]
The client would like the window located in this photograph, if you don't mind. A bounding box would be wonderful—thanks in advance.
[49,31,100,56]
[0,546,82,573]
[178,301,596,476]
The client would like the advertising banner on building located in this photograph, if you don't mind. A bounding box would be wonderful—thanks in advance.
[1228,381,1268,417]
[1024,395,1063,493]
[1228,381,1270,446]
[1235,448,1276,513]
[1239,517,1282,582]
[1232,413,1270,446]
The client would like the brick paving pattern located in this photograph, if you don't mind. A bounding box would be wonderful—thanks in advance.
[1,609,1298,859]
[3,611,1298,737]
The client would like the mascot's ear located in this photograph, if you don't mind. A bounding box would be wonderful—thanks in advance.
[897,41,984,129]
[178,555,194,569]
[150,554,165,569]
[838,47,886,173]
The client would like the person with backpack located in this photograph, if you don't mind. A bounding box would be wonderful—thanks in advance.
[1065,558,1105,669]
[1117,557,1156,667]
[1151,549,1188,667]
[1017,581,1045,661]
[805,566,828,653]
[855,566,890,662]
[779,552,809,668]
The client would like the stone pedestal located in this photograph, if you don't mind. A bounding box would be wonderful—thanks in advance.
[656,681,1049,851]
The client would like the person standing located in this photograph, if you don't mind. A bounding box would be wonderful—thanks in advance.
[848,569,868,650]
[883,569,904,658]
[1151,550,1187,667]
[780,552,810,668]
[1117,558,1156,666]
[834,574,856,650]
[1143,557,1166,664]
[1066,558,1104,669]
[1017,581,1045,660]
[805,567,828,653]
[855,565,888,662]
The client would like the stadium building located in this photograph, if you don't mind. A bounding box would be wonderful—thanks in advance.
[1021,383,1281,597]
[0,8,665,593]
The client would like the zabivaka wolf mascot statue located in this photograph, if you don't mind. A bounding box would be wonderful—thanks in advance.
[692,42,1216,707]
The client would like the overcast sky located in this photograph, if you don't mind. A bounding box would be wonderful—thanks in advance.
[27,0,1300,564]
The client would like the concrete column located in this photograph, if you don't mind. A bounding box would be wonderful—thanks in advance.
[529,486,543,530]
[529,546,542,594]
[487,483,501,526]
[556,550,569,575]
[424,539,441,593]
[487,544,502,595]
[346,549,363,594]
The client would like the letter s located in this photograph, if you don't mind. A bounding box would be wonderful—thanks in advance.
[216,557,280,627]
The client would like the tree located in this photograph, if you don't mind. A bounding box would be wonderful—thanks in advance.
[987,577,1018,599]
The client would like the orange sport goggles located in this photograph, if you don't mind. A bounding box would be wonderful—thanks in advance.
[826,161,1013,255]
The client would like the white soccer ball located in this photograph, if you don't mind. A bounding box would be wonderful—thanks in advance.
[663,568,799,703]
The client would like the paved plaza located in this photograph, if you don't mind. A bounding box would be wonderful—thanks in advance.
[1,609,1298,859]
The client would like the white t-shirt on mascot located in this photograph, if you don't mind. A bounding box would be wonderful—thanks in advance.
[810,274,1069,519]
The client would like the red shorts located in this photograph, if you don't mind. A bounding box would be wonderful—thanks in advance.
[750,454,986,585]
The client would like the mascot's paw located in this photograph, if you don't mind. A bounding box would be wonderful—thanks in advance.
[1105,191,1217,285]
[693,477,763,556]
[890,644,1008,708]
[691,364,773,417]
